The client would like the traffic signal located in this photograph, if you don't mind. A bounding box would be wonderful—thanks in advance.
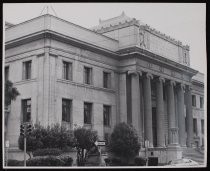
[26,124,32,135]
[20,124,25,136]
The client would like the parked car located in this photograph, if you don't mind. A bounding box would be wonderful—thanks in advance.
[166,158,199,166]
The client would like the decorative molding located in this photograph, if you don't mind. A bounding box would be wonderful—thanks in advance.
[127,70,142,76]
[145,72,153,79]
[159,66,164,73]
[147,62,152,69]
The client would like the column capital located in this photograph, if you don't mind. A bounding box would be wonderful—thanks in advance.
[154,76,165,83]
[185,84,192,91]
[127,70,142,76]
[177,83,185,91]
[166,80,176,86]
[144,72,153,79]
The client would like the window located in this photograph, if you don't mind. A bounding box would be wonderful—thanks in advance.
[201,119,204,134]
[200,97,204,108]
[192,95,196,107]
[22,99,31,122]
[84,66,92,84]
[193,118,197,135]
[5,66,9,81]
[103,105,111,126]
[62,99,72,122]
[103,72,111,88]
[23,60,32,80]
[84,102,92,124]
[63,61,72,80]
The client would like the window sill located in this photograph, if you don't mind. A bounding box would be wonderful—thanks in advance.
[14,79,37,85]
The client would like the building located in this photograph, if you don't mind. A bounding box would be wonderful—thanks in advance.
[4,12,205,164]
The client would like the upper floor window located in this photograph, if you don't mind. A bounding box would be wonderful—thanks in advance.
[22,99,31,123]
[84,66,92,85]
[23,60,32,80]
[63,61,72,80]
[103,71,111,88]
[62,99,72,122]
[84,102,92,124]
[200,97,204,108]
[192,95,196,107]
[5,66,9,81]
[103,105,111,126]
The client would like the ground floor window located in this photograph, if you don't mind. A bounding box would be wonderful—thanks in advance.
[84,102,92,124]
[62,99,72,122]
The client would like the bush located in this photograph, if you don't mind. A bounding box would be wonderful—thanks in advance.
[18,123,75,156]
[57,155,73,166]
[134,157,147,166]
[26,156,65,166]
[107,122,140,165]
[33,148,62,157]
[7,159,24,166]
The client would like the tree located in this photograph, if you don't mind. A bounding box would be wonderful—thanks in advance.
[5,80,20,106]
[4,80,20,133]
[18,123,75,158]
[74,127,98,166]
[107,122,140,165]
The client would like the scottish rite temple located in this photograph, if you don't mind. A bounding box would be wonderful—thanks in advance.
[4,12,204,164]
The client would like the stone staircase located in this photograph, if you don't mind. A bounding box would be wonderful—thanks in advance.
[182,148,205,164]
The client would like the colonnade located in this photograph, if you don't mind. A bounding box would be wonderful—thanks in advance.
[126,70,193,148]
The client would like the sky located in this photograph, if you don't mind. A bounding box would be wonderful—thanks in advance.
[3,3,206,74]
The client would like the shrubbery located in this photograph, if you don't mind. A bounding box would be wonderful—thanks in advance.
[7,159,24,166]
[107,122,140,165]
[33,148,62,157]
[57,155,73,166]
[18,123,75,157]
[26,156,65,166]
[134,157,147,166]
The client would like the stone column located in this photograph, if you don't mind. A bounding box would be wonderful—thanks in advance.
[185,85,193,147]
[167,80,179,146]
[156,77,165,147]
[143,73,153,147]
[177,83,186,147]
[128,70,142,142]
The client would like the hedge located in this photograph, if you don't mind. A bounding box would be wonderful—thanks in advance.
[26,156,65,166]
[57,155,73,166]
[33,148,62,157]
[7,159,24,166]
[134,157,147,166]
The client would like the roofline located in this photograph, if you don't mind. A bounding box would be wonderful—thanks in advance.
[5,14,118,42]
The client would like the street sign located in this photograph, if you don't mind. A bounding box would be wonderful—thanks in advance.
[5,140,9,148]
[96,141,106,146]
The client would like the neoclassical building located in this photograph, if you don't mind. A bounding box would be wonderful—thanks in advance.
[4,12,204,163]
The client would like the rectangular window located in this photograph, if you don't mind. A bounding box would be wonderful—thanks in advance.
[63,61,72,80]
[84,66,92,85]
[5,66,9,81]
[201,119,204,134]
[193,118,197,135]
[200,97,204,108]
[192,95,196,107]
[183,52,187,64]
[22,99,31,123]
[23,60,32,80]
[103,105,111,126]
[103,72,111,88]
[84,102,92,124]
[62,99,72,122]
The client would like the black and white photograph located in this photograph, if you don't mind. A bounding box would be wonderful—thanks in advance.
[3,3,206,168]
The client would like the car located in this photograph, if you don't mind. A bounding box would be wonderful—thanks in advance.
[166,158,199,166]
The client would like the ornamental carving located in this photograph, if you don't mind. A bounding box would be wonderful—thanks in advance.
[139,29,146,48]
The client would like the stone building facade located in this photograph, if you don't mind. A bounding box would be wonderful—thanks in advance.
[4,12,204,163]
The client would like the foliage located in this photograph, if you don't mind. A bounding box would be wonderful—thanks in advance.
[7,159,24,166]
[26,156,65,166]
[73,127,98,166]
[5,80,20,106]
[134,157,147,166]
[33,148,62,157]
[56,155,74,166]
[18,123,75,158]
[107,122,140,164]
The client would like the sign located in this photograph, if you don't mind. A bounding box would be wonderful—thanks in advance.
[95,141,106,146]
[5,140,9,148]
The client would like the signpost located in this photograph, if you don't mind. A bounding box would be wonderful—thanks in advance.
[145,140,149,166]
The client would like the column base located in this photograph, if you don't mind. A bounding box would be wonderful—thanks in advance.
[166,146,183,164]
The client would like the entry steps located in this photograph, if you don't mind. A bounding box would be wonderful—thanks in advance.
[182,148,205,164]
